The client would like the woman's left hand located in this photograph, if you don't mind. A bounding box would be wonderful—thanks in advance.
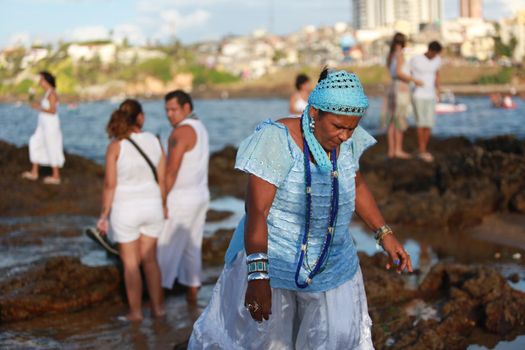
[382,234,413,273]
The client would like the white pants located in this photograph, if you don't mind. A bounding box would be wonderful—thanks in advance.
[29,113,65,167]
[188,253,374,350]
[157,197,209,288]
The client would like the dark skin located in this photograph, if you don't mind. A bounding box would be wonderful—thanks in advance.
[244,106,413,322]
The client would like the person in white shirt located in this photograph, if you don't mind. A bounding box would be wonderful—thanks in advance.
[157,90,210,304]
[409,41,443,162]
[289,74,311,115]
[97,99,167,322]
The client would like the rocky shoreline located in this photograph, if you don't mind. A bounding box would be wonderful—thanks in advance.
[1,131,525,348]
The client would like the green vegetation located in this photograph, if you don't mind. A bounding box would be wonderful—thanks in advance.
[477,67,514,84]
[0,42,242,98]
[186,65,239,86]
[138,57,173,82]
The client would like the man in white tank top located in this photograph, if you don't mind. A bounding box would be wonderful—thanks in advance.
[157,90,210,304]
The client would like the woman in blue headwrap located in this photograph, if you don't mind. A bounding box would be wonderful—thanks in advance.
[188,68,412,349]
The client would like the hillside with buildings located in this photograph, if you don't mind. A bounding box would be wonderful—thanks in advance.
[1,0,524,101]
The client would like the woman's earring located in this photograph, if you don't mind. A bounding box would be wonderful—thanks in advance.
[309,117,315,132]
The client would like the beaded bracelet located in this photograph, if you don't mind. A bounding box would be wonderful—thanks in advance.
[246,252,268,264]
[374,224,393,248]
[247,260,268,274]
[247,272,270,282]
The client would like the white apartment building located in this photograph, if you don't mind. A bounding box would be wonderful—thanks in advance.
[353,0,442,34]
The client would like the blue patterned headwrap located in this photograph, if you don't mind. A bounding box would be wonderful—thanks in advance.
[301,69,369,172]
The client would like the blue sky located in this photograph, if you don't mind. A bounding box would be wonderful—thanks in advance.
[1,0,524,48]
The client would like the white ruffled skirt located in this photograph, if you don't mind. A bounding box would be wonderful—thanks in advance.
[29,113,65,167]
[188,253,374,349]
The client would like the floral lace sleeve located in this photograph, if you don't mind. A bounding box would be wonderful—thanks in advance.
[235,119,294,187]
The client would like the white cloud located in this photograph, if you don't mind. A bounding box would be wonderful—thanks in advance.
[483,0,525,20]
[137,0,228,13]
[113,24,146,45]
[7,32,32,48]
[492,0,525,13]
[135,1,212,41]
[153,9,211,39]
[67,25,110,42]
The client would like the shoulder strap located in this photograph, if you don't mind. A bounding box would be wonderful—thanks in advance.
[126,137,158,183]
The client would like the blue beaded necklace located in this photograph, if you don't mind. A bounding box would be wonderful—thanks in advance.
[294,118,340,289]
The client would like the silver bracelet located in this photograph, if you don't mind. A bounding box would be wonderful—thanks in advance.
[247,272,270,282]
[247,261,268,274]
[246,252,268,264]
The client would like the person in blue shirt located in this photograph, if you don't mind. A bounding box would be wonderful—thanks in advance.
[189,68,413,349]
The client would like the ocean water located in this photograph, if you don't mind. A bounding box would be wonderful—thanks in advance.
[0,96,524,163]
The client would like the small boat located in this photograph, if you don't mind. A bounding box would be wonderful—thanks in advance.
[435,102,467,114]
[435,91,467,114]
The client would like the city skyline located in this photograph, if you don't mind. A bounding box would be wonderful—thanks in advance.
[2,0,524,48]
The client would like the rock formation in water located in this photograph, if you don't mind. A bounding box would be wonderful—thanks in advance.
[0,256,121,322]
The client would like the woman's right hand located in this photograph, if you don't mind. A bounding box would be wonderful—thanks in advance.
[244,279,272,322]
[414,79,424,87]
[96,217,109,235]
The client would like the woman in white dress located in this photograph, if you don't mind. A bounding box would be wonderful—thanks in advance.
[96,99,167,322]
[22,71,65,184]
[288,73,311,115]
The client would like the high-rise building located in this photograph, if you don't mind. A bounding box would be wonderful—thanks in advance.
[460,0,483,18]
[420,0,443,24]
[352,0,442,32]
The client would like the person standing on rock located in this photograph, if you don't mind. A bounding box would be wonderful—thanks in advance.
[97,99,166,322]
[188,68,412,349]
[157,90,210,304]
[21,71,65,184]
[289,73,311,115]
[383,32,423,159]
[409,41,443,162]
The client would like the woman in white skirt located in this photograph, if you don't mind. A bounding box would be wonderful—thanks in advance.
[22,71,65,184]
[96,99,167,322]
[189,69,413,349]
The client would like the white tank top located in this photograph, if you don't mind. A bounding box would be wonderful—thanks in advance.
[40,89,58,117]
[114,132,163,202]
[294,96,308,114]
[168,118,209,201]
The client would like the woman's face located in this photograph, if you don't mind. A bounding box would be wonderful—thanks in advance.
[311,107,361,151]
[38,75,49,89]
[300,80,312,93]
[136,113,145,128]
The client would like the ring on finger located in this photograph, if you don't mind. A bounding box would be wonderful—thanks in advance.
[246,301,260,313]
[252,301,260,313]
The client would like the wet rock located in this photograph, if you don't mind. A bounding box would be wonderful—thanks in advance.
[202,229,234,266]
[359,252,415,304]
[0,256,121,322]
[208,145,247,200]
[475,135,524,155]
[510,189,525,214]
[367,262,525,348]
[0,141,104,217]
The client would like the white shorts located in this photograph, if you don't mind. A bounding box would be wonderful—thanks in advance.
[412,98,436,128]
[110,198,164,243]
